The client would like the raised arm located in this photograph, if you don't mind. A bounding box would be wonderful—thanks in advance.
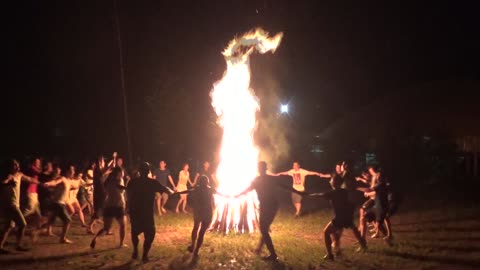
[2,175,14,184]
[100,167,113,183]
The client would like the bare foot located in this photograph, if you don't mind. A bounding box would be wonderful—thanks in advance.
[60,238,73,244]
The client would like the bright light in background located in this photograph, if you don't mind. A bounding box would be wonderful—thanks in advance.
[280,104,289,114]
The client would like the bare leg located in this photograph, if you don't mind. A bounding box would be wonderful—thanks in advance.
[88,218,99,234]
[193,222,209,256]
[359,208,367,237]
[332,228,343,255]
[384,218,392,239]
[90,218,113,248]
[182,195,188,213]
[176,197,184,213]
[142,227,156,262]
[155,194,162,216]
[161,194,168,213]
[323,222,336,260]
[73,202,86,226]
[351,227,367,251]
[131,230,139,259]
[294,203,301,216]
[255,237,265,255]
[0,227,12,250]
[60,221,71,243]
[189,220,200,252]
[118,216,126,247]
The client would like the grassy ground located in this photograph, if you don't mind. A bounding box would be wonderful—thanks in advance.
[1,199,480,270]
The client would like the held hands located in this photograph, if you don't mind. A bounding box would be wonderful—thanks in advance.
[165,186,175,195]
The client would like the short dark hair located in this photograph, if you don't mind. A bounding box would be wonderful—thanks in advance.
[198,175,209,186]
[258,161,267,173]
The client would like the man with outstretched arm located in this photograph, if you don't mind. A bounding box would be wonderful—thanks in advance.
[309,176,367,261]
[238,161,308,261]
[275,161,330,217]
[127,162,174,263]
[0,159,40,253]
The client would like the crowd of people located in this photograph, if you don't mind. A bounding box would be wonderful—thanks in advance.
[0,152,397,263]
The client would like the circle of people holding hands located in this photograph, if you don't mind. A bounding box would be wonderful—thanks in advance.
[1,152,397,263]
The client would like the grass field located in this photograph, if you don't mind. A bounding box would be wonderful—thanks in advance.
[1,197,480,270]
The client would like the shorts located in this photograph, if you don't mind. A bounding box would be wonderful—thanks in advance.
[332,218,355,229]
[130,218,155,235]
[155,192,169,201]
[0,206,27,230]
[49,203,71,224]
[23,192,42,217]
[291,192,302,204]
[104,207,125,219]
[193,209,213,224]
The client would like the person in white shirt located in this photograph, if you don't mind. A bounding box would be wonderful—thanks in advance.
[44,165,80,244]
[275,161,330,217]
[0,159,40,253]
[83,161,95,216]
[68,170,88,227]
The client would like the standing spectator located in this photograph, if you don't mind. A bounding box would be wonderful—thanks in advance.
[153,160,175,215]
[176,163,194,214]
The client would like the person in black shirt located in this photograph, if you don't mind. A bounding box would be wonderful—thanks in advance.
[87,156,110,234]
[175,175,215,257]
[238,161,291,261]
[310,174,366,261]
[193,161,217,188]
[364,166,393,244]
[127,162,173,262]
[153,160,175,215]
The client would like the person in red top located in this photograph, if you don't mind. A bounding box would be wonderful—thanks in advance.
[23,158,46,229]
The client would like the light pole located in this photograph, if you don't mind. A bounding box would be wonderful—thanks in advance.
[113,0,133,165]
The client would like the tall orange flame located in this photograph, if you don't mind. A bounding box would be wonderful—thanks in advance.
[210,28,283,233]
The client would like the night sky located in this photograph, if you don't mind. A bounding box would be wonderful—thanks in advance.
[3,1,479,162]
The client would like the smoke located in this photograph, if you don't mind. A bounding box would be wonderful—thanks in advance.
[254,74,291,170]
